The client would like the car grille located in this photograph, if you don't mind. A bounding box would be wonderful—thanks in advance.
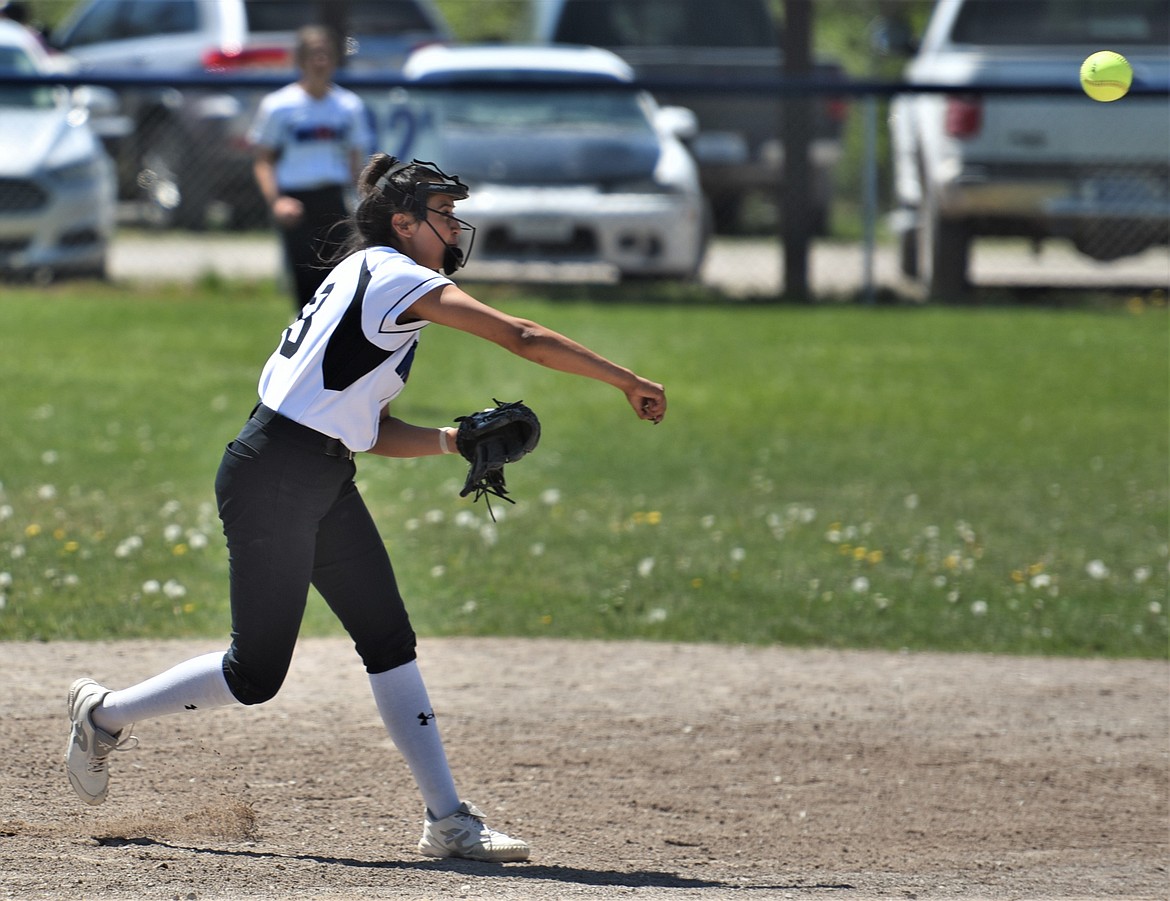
[0,237,32,255]
[0,179,49,212]
[483,226,597,256]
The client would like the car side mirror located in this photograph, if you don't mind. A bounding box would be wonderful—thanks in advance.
[72,85,120,117]
[656,105,698,141]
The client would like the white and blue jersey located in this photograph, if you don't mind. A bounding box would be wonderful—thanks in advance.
[258,246,452,451]
[248,82,373,191]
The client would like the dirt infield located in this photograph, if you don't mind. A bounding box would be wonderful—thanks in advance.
[2,637,1166,900]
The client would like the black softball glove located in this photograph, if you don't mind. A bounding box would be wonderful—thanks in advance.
[454,399,541,512]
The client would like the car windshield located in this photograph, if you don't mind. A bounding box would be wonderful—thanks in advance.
[951,0,1169,46]
[425,88,649,130]
[551,0,775,48]
[0,44,56,109]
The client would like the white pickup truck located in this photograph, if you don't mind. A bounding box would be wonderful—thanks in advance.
[887,0,1169,297]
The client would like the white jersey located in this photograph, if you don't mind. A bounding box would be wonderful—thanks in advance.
[258,247,452,451]
[248,82,373,191]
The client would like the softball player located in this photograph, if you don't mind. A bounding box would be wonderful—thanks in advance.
[251,25,373,311]
[66,155,667,862]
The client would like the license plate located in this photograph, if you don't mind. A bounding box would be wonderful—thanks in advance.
[510,216,575,243]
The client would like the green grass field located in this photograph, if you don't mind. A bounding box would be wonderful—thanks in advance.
[0,280,1165,657]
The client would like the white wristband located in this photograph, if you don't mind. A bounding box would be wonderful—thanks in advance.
[438,428,452,454]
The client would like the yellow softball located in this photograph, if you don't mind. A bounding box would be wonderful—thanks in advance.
[1080,51,1133,102]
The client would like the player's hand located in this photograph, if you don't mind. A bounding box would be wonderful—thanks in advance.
[272,195,305,228]
[627,378,666,424]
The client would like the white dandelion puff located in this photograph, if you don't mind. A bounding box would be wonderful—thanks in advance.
[1030,573,1052,589]
[163,523,183,543]
[851,576,870,594]
[637,557,655,578]
[730,547,746,563]
[162,579,186,599]
[1133,566,1151,585]
[1086,560,1110,580]
[971,600,988,616]
[37,484,57,500]
[143,580,161,594]
[540,488,561,505]
[645,607,668,623]
[530,542,545,557]
[41,450,59,465]
[0,572,11,589]
[430,565,446,578]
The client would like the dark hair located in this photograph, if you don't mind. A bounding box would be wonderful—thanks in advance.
[328,154,459,263]
[295,25,340,67]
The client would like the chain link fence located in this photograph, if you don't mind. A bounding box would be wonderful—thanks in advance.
[2,70,1168,296]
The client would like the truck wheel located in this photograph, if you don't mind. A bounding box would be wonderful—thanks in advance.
[919,200,970,300]
[899,227,919,278]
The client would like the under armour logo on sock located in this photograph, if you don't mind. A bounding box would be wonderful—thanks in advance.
[417,711,435,726]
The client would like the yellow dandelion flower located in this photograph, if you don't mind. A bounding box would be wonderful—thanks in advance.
[647,511,662,525]
[172,544,189,556]
[183,602,196,614]
[1027,562,1045,576]
[867,549,884,565]
[540,614,553,625]
[64,541,80,553]
[25,524,41,537]
[53,528,67,540]
[944,552,960,570]
[1011,570,1025,583]
[632,511,647,524]
[691,577,703,589]
[853,546,868,561]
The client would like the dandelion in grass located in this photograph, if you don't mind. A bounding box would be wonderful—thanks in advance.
[63,541,79,554]
[461,600,477,615]
[115,535,143,559]
[1149,602,1162,615]
[529,542,545,557]
[851,576,870,594]
[454,510,478,529]
[904,493,919,510]
[540,488,561,506]
[41,450,58,465]
[37,484,56,500]
[0,573,10,589]
[25,524,41,538]
[187,532,208,550]
[163,580,186,599]
[1086,559,1110,580]
[701,514,716,529]
[637,557,655,578]
[164,523,183,543]
[645,607,668,624]
[0,505,11,521]
[971,600,988,616]
[10,545,25,560]
[1030,573,1052,589]
[479,523,498,546]
[143,579,160,594]
[1133,566,1151,584]
[730,547,746,563]
[424,509,444,524]
[430,565,445,578]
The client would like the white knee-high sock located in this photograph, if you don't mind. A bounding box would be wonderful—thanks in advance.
[92,651,238,735]
[369,661,460,819]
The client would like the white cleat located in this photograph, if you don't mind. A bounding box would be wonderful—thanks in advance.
[65,678,136,805]
[418,800,530,862]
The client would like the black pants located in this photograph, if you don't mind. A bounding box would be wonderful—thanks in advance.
[214,408,417,705]
[278,185,349,311]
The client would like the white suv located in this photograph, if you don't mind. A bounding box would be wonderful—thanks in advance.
[50,0,452,228]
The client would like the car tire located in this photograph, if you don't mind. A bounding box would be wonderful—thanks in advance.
[918,189,970,300]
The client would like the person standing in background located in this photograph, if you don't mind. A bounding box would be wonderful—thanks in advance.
[250,25,373,311]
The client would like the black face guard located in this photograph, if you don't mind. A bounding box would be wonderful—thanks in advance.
[375,159,474,273]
